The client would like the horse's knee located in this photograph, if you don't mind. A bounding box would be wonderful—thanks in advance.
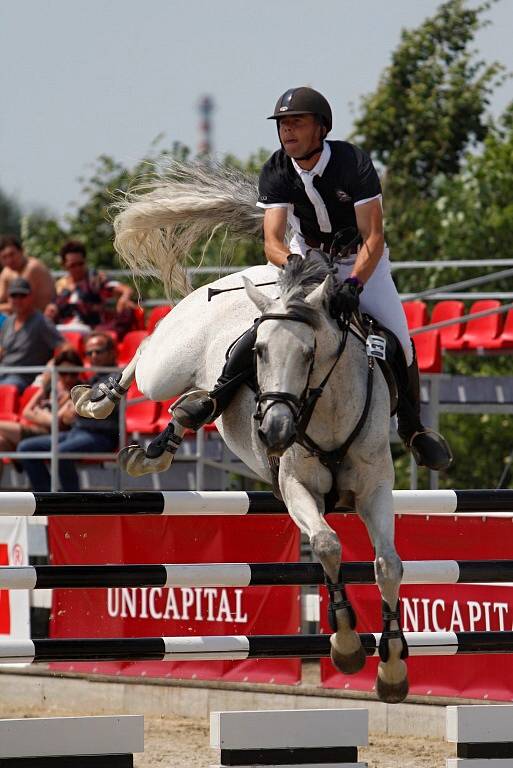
[375,552,403,593]
[310,529,341,583]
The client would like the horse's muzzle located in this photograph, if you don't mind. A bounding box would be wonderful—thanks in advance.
[257,405,296,456]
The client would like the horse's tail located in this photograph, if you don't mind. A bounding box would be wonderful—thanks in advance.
[113,159,264,297]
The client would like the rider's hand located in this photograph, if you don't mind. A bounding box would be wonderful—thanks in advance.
[329,277,363,319]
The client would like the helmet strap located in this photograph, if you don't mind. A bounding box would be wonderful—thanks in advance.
[294,143,324,161]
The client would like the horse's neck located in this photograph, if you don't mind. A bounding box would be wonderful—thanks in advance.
[310,322,368,422]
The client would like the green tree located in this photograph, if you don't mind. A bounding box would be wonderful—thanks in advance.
[352,0,503,292]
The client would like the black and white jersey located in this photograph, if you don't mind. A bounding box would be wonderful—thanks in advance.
[257,140,382,255]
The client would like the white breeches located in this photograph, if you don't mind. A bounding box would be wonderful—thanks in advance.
[332,247,413,366]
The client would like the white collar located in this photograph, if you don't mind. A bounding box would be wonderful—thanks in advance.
[291,141,331,177]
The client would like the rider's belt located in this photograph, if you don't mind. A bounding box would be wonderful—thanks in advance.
[304,235,332,253]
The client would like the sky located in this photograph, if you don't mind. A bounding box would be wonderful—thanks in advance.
[1,0,512,219]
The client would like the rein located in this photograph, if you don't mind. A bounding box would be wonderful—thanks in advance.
[253,311,375,470]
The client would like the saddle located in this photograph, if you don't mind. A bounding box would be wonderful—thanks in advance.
[355,313,410,417]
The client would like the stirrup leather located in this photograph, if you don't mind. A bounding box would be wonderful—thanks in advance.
[378,599,409,662]
[325,571,357,632]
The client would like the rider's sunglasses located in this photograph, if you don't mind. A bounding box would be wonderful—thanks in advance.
[9,293,29,299]
[84,347,109,357]
[66,260,85,268]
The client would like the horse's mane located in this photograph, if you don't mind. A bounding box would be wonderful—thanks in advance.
[277,253,330,326]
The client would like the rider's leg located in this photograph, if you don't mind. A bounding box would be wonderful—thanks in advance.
[171,322,258,429]
[341,249,452,471]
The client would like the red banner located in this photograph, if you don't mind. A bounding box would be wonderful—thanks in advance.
[48,515,301,683]
[320,514,513,699]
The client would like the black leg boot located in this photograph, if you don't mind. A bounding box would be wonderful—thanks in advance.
[172,323,258,430]
[397,348,453,471]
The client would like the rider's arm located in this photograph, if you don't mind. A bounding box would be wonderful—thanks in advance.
[262,207,291,268]
[351,198,385,286]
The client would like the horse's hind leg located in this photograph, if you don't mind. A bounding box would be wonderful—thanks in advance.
[356,482,409,703]
[279,466,365,676]
[71,339,148,419]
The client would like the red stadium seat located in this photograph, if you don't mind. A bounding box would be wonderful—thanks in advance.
[431,301,466,350]
[60,330,85,355]
[18,385,42,425]
[132,305,146,331]
[146,305,173,334]
[414,331,442,373]
[460,300,502,350]
[403,301,429,330]
[117,330,148,366]
[0,385,20,422]
[125,383,160,434]
[485,309,513,350]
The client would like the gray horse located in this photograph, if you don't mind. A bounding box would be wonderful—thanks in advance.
[72,162,409,702]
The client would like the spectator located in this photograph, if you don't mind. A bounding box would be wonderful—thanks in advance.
[0,278,63,393]
[45,240,136,339]
[0,347,82,452]
[18,332,119,491]
[0,235,55,313]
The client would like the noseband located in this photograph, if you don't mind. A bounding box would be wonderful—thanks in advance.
[253,311,347,445]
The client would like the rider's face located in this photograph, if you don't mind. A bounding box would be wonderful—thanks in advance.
[278,115,323,159]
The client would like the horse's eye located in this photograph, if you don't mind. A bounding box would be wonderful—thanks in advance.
[254,344,264,358]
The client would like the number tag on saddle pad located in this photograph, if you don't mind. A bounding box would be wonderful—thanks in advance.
[366,334,386,360]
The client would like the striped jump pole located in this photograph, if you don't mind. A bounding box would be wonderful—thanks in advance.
[2,632,513,663]
[2,489,513,516]
[3,559,513,589]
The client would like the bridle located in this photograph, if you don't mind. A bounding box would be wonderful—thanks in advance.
[253,310,374,469]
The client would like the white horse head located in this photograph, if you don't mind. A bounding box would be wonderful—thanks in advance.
[243,257,334,456]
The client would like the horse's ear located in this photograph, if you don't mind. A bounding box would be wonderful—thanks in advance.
[243,277,271,313]
[305,275,331,311]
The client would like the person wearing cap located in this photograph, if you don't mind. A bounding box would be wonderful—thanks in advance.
[0,235,55,314]
[0,277,63,392]
[168,88,451,472]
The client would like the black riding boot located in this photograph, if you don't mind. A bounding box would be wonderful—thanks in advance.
[172,323,258,429]
[396,349,452,471]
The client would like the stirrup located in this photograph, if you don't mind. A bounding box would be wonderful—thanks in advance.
[408,428,453,471]
[90,373,128,404]
[170,389,217,430]
[378,600,409,662]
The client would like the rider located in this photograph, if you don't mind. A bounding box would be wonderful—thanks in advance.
[171,87,452,471]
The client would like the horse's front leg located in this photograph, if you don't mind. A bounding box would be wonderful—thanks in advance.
[356,482,409,703]
[279,460,365,676]
[71,339,147,419]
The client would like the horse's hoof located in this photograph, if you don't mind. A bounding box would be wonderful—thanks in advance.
[376,673,409,704]
[330,641,366,675]
[71,385,116,419]
[118,445,173,477]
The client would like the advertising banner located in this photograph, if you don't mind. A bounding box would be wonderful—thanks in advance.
[48,514,301,683]
[320,514,513,699]
[0,517,29,642]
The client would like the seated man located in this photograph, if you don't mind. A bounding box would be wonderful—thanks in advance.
[0,235,55,313]
[45,240,136,340]
[0,278,64,392]
[18,332,119,491]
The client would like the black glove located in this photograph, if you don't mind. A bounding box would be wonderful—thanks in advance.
[329,277,363,319]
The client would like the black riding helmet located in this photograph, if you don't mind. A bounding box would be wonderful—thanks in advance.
[268,87,332,161]
[268,87,332,133]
